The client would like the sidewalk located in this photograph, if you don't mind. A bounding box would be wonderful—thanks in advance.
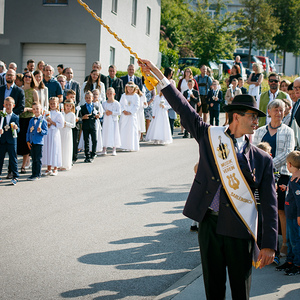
[155,262,300,299]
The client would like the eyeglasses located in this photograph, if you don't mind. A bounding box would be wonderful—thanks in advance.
[24,75,31,79]
[269,79,279,83]
[241,112,259,121]
[293,86,300,91]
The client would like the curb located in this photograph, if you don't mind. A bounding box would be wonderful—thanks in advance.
[154,265,202,300]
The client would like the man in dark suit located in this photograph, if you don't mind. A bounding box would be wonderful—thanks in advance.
[63,67,81,105]
[183,79,200,138]
[290,78,300,150]
[139,59,278,300]
[84,61,109,92]
[0,69,25,115]
[120,64,143,91]
[108,65,124,101]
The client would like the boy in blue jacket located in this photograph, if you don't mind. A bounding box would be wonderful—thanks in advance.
[0,97,20,185]
[26,103,48,181]
[277,150,300,275]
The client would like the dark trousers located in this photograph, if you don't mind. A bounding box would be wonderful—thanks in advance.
[72,127,79,161]
[83,128,97,159]
[0,143,19,178]
[198,212,253,300]
[169,118,175,135]
[209,110,220,126]
[31,143,43,178]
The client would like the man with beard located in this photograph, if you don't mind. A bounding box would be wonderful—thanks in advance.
[0,69,25,179]
[108,65,124,101]
[258,73,288,127]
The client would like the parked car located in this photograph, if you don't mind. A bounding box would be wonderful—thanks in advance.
[269,58,276,72]
[219,59,234,74]
[178,57,200,69]
[233,53,262,69]
[256,56,269,72]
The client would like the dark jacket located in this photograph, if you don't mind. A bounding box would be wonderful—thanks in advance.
[0,113,20,145]
[120,75,143,91]
[207,89,223,111]
[0,84,25,115]
[85,74,109,92]
[162,83,278,249]
[183,89,200,109]
[108,77,124,101]
[80,103,99,131]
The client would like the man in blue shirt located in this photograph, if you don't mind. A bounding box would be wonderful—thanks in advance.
[195,65,212,123]
[43,65,63,103]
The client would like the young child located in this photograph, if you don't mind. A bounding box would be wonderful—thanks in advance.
[136,87,148,141]
[92,89,103,154]
[101,87,121,156]
[42,97,64,176]
[282,98,292,126]
[276,151,300,275]
[66,90,80,163]
[238,77,248,94]
[26,102,48,180]
[119,82,140,151]
[80,91,100,162]
[60,100,75,170]
[0,97,20,185]
[207,79,223,126]
[145,92,172,145]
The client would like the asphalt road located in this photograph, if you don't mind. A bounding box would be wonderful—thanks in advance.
[0,129,201,300]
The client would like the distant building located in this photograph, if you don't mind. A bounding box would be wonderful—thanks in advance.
[0,0,161,83]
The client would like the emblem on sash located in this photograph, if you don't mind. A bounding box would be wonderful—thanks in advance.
[217,136,229,160]
[227,173,240,190]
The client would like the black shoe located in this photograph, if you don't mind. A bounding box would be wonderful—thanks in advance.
[285,265,300,275]
[178,132,184,135]
[6,172,13,179]
[84,158,91,163]
[190,225,198,232]
[183,134,189,138]
[276,262,294,271]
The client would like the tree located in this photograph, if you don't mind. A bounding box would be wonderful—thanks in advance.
[269,0,300,74]
[160,0,192,68]
[189,0,237,66]
[235,0,280,68]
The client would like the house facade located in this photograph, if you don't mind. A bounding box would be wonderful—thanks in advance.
[0,0,161,84]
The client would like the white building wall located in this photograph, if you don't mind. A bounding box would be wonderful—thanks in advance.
[100,0,161,75]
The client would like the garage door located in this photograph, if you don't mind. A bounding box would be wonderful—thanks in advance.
[22,43,86,84]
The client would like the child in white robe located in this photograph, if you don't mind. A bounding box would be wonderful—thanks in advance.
[119,82,140,151]
[59,100,75,171]
[101,87,121,156]
[42,97,64,176]
[136,87,148,141]
[145,92,173,145]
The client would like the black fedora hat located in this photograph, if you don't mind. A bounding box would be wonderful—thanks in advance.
[223,94,266,117]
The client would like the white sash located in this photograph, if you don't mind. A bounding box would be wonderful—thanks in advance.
[208,126,260,267]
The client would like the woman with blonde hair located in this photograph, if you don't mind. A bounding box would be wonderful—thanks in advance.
[36,60,45,71]
[247,63,263,99]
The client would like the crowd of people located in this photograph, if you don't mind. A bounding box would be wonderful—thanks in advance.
[0,57,300,280]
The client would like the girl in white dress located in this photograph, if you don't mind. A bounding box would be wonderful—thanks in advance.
[59,100,75,171]
[101,87,121,156]
[42,97,64,176]
[80,70,105,105]
[136,87,148,141]
[119,82,140,151]
[145,92,173,145]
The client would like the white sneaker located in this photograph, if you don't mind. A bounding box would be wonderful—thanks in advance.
[112,150,117,156]
[99,151,107,155]
[42,170,52,176]
[50,170,58,176]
